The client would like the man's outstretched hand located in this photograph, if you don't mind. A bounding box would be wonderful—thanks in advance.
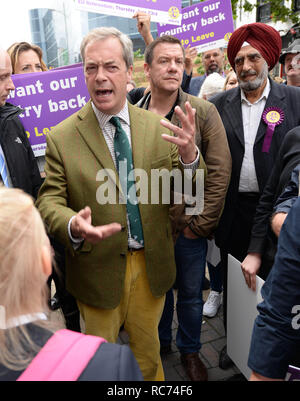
[71,206,121,244]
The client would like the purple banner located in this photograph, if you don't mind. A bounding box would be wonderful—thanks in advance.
[157,0,234,53]
[75,0,182,25]
[286,365,300,381]
[8,65,90,156]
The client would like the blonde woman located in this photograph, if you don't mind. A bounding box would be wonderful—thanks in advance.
[0,187,141,381]
[7,42,47,74]
[223,69,238,91]
[7,42,48,178]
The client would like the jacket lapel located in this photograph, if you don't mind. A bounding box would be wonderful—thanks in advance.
[76,101,120,191]
[223,88,244,147]
[128,103,146,171]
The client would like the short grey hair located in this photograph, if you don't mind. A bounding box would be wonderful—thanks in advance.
[80,27,133,69]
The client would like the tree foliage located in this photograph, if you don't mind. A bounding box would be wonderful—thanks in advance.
[230,0,300,25]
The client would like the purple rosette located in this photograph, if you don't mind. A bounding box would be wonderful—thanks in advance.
[262,107,284,153]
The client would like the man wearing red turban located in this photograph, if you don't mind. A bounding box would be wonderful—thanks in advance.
[227,22,282,72]
[209,22,300,372]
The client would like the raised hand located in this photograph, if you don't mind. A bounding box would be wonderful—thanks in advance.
[133,12,153,45]
[160,101,197,164]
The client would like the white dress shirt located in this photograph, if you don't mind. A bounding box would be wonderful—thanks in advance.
[239,78,271,193]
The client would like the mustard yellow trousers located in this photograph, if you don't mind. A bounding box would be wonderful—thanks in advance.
[77,250,165,381]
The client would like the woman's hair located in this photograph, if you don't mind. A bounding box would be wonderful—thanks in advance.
[7,42,48,74]
[80,27,134,69]
[0,187,53,371]
[223,69,237,91]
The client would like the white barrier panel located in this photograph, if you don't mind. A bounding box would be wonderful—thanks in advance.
[227,254,264,379]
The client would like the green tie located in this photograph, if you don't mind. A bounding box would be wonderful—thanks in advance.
[110,116,144,246]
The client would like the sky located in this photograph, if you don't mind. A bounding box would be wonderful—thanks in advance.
[0,0,62,50]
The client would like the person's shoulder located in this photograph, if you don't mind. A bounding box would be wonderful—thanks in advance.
[129,102,165,125]
[279,126,300,156]
[284,126,300,142]
[79,342,143,381]
[0,103,23,125]
[189,75,205,94]
[270,79,300,96]
[285,83,300,97]
[0,102,20,115]
[25,323,54,348]
[0,104,29,139]
[184,92,215,115]
[50,101,93,137]
[283,196,300,230]
[191,75,205,83]
[127,87,146,104]
[209,88,234,105]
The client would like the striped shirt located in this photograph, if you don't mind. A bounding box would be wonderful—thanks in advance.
[0,145,12,187]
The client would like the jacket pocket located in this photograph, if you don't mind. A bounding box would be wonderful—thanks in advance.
[76,241,92,253]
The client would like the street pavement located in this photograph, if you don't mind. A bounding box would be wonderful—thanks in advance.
[118,287,243,381]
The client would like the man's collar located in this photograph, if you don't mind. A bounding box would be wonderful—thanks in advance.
[165,90,180,121]
[0,312,47,330]
[91,101,130,128]
[0,102,23,119]
[241,77,271,105]
[140,90,180,121]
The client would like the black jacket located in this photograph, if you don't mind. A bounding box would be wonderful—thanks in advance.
[274,161,300,215]
[210,80,300,250]
[0,103,41,198]
[248,197,300,379]
[247,127,300,279]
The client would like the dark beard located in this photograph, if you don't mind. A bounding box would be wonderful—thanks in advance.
[207,65,221,75]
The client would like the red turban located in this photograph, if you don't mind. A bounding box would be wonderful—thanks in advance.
[227,23,282,71]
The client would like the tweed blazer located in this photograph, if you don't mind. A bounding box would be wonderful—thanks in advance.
[210,79,300,249]
[37,101,206,309]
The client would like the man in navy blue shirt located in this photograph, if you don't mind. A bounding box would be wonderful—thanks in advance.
[187,48,225,96]
[248,197,300,380]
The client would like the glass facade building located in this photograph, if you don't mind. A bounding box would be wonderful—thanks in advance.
[29,0,196,68]
[29,8,70,68]
[87,12,157,53]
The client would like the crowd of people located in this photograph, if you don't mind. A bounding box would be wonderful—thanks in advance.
[0,11,300,382]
